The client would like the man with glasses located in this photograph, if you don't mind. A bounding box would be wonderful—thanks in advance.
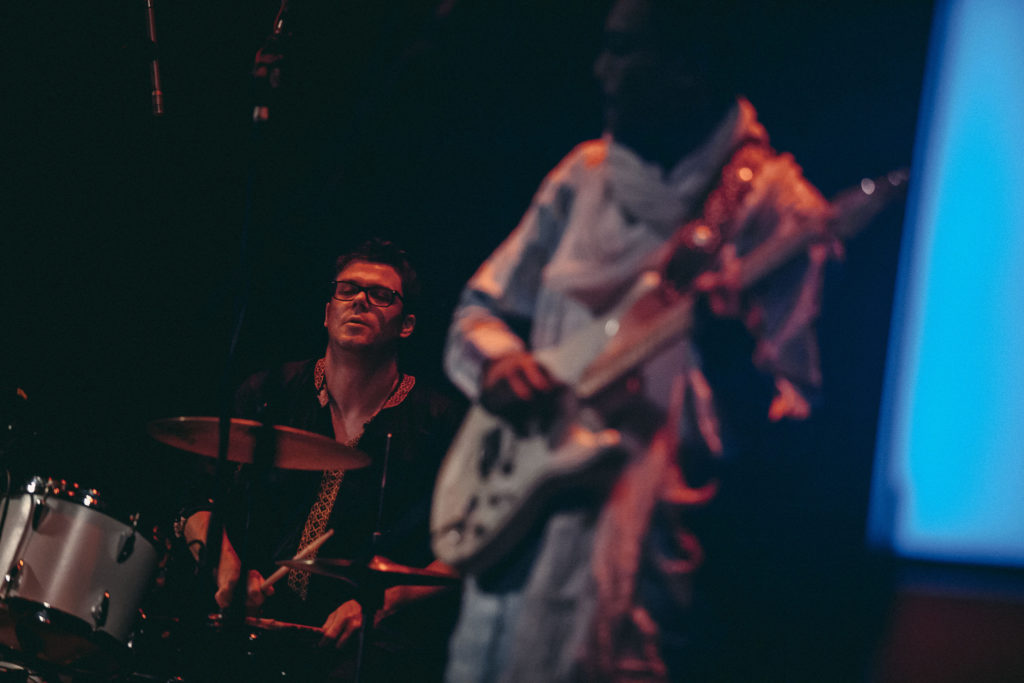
[182,238,462,681]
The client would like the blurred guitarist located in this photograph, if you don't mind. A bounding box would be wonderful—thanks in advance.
[440,1,835,680]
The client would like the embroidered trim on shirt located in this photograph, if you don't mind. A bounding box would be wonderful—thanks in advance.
[382,373,415,409]
[288,468,344,599]
[315,357,329,407]
[314,357,416,410]
[290,359,417,599]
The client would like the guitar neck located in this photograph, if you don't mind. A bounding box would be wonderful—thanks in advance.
[574,170,907,400]
[576,293,695,399]
[739,171,908,290]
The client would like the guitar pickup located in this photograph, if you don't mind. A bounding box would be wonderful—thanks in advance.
[479,428,503,479]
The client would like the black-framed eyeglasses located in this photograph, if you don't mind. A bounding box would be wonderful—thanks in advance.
[329,280,405,308]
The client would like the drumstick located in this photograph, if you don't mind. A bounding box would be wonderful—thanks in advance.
[260,529,335,591]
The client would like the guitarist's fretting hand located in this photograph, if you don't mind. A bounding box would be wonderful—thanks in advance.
[480,350,562,424]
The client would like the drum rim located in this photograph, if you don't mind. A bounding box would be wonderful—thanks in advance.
[13,476,161,548]
[3,599,132,671]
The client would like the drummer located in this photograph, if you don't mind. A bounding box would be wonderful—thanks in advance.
[181,238,463,679]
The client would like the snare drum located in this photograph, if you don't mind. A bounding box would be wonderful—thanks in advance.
[0,477,160,664]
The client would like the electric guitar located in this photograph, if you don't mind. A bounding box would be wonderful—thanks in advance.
[431,170,908,573]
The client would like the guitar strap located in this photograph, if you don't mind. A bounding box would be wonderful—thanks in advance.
[587,136,780,681]
[667,137,774,281]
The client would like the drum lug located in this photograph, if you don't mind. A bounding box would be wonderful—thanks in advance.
[92,591,110,627]
[118,531,137,563]
[31,498,48,530]
[2,559,24,592]
[126,607,146,650]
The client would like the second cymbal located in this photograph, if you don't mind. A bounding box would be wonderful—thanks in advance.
[277,556,461,588]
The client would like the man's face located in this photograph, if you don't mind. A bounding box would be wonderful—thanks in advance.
[323,260,415,352]
[595,0,665,134]
[593,0,699,143]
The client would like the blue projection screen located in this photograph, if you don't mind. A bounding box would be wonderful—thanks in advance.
[869,0,1024,567]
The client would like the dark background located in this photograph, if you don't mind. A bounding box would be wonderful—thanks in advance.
[3,0,935,677]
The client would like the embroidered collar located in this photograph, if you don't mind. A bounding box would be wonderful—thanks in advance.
[313,357,415,410]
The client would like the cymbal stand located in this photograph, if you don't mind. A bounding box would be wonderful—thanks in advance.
[352,431,393,683]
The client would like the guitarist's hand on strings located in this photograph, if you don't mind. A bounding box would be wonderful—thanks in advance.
[480,351,561,425]
[694,244,743,318]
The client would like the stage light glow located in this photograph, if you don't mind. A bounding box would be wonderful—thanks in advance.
[869,0,1024,567]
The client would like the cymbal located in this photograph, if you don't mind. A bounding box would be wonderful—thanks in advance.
[277,556,461,588]
[147,416,370,471]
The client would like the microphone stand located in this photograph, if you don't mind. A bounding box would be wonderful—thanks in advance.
[251,0,291,125]
[144,0,164,116]
[205,0,293,634]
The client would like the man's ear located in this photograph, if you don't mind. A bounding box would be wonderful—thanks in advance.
[400,313,416,339]
[324,301,331,328]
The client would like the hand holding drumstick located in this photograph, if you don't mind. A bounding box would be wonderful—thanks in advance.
[211,528,335,612]
[260,529,335,591]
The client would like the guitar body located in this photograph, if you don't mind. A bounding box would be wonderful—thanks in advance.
[431,276,669,572]
[431,403,624,572]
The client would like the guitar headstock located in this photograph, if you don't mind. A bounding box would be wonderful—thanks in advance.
[828,168,910,241]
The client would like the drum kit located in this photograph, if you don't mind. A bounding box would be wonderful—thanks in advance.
[0,415,459,682]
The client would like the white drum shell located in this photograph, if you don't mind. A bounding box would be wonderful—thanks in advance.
[0,491,159,644]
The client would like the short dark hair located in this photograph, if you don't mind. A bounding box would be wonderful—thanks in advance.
[333,238,421,313]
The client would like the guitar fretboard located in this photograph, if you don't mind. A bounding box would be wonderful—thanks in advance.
[574,171,906,400]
